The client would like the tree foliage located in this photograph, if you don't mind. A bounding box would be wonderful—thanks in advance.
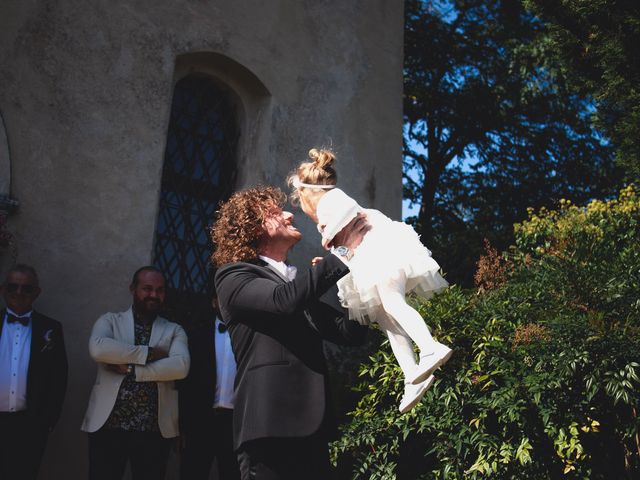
[403,0,621,286]
[333,185,640,479]
[523,0,640,181]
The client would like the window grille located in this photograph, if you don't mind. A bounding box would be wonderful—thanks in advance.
[153,75,238,322]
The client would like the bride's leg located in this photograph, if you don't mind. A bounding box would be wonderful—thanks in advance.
[377,272,452,385]
[376,272,435,354]
[378,310,437,413]
[376,311,417,379]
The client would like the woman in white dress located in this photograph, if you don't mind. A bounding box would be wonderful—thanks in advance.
[288,148,452,413]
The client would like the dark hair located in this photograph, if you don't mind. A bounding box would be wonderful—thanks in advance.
[210,186,287,266]
[130,266,165,287]
[6,264,39,286]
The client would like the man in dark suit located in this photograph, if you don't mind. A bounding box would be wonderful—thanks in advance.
[0,263,68,480]
[210,186,370,480]
[179,289,241,480]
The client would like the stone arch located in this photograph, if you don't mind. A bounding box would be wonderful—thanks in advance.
[172,52,272,188]
[0,110,11,199]
[0,110,18,212]
[153,52,271,322]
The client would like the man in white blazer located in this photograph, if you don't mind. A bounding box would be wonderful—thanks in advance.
[82,266,190,480]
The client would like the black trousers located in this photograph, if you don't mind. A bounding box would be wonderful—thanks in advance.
[0,411,48,480]
[88,428,171,480]
[180,407,240,480]
[237,428,332,480]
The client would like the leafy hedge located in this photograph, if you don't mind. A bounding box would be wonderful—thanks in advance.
[332,186,640,479]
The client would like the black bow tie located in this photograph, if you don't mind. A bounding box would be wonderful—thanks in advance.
[217,322,228,334]
[7,314,29,326]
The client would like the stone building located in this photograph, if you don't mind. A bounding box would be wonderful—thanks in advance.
[0,1,403,478]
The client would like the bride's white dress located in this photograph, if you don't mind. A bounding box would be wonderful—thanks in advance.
[316,189,448,325]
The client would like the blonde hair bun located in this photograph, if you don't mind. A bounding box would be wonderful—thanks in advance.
[286,147,338,200]
[308,148,336,170]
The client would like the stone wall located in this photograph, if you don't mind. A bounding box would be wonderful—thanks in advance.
[0,1,403,477]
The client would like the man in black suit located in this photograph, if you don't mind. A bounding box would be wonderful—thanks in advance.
[210,186,370,480]
[179,289,241,480]
[0,263,68,480]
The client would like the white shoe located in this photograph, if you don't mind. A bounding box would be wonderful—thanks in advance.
[409,343,452,385]
[399,375,435,413]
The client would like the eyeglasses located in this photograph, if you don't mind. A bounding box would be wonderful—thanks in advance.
[5,283,38,294]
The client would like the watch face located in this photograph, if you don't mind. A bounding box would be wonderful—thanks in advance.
[336,246,348,255]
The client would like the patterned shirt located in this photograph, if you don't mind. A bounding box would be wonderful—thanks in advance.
[104,316,159,432]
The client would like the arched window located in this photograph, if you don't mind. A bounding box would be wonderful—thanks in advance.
[153,75,238,319]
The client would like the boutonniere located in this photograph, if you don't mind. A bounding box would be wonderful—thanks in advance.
[41,329,55,352]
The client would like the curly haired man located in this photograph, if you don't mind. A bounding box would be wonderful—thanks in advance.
[211,186,369,480]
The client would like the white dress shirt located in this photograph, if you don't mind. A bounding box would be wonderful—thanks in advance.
[0,309,32,412]
[259,255,297,280]
[213,317,236,409]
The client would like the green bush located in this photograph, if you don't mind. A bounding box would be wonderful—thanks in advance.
[332,186,640,479]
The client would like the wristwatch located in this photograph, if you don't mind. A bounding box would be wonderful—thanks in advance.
[126,364,133,375]
[334,245,354,261]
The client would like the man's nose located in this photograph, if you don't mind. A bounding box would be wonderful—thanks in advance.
[283,211,294,221]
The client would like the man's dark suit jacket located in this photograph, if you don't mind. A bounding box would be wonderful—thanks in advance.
[0,309,68,430]
[215,254,367,450]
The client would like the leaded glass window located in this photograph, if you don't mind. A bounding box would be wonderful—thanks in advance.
[153,75,238,320]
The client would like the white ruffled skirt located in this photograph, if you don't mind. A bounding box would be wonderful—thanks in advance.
[336,209,449,325]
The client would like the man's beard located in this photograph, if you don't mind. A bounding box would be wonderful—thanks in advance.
[138,298,161,316]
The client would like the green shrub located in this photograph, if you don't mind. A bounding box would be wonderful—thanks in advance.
[332,186,640,479]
